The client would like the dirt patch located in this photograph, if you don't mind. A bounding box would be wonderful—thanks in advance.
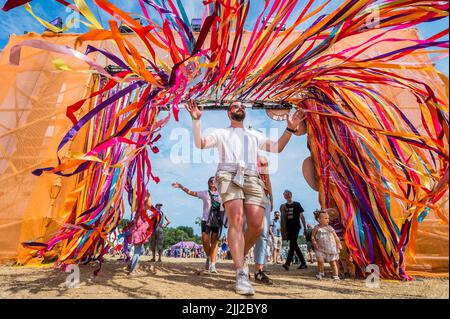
[0,256,448,299]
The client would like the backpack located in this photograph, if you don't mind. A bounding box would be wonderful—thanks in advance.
[207,191,223,228]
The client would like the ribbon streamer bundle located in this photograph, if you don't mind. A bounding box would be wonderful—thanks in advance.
[2,0,448,279]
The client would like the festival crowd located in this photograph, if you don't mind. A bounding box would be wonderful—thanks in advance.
[110,100,356,296]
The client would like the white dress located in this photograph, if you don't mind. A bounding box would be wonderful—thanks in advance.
[314,225,339,262]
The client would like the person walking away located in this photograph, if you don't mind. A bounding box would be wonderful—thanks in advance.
[150,203,170,262]
[128,193,153,275]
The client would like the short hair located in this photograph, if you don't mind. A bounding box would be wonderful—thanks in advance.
[283,190,292,195]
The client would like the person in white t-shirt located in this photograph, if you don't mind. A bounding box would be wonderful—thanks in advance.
[186,100,304,295]
[172,176,224,273]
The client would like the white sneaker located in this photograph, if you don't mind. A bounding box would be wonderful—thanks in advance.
[316,272,324,280]
[236,269,255,295]
[333,275,340,281]
[209,263,218,273]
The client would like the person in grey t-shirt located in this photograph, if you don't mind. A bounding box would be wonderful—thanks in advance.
[172,177,224,273]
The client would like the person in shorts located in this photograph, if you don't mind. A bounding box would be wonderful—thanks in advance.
[186,99,304,295]
[172,177,224,273]
[150,204,170,262]
[269,211,283,264]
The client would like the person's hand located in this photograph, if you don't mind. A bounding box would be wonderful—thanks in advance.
[287,109,305,132]
[186,99,203,120]
[172,182,182,188]
[338,243,343,250]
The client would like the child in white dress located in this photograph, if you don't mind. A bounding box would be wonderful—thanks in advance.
[312,210,342,280]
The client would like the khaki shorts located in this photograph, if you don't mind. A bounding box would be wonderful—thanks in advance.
[215,171,267,208]
[273,236,282,251]
[150,229,164,251]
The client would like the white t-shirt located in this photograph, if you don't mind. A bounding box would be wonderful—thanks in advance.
[205,127,267,166]
[196,190,223,221]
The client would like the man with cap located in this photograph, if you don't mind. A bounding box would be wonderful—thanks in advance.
[150,203,170,262]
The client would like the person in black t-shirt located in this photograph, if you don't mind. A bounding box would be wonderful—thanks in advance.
[280,190,307,270]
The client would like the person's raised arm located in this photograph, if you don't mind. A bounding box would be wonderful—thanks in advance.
[261,109,305,153]
[186,99,216,149]
[172,182,198,197]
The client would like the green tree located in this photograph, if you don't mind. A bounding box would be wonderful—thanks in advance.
[157,226,202,249]
[177,226,195,237]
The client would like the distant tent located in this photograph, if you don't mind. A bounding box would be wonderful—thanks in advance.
[169,241,203,257]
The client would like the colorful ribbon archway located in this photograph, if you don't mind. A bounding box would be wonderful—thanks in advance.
[1,0,448,279]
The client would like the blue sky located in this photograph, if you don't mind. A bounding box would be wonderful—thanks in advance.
[0,1,448,235]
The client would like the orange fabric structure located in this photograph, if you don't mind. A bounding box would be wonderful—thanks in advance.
[0,33,94,264]
[307,28,449,275]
